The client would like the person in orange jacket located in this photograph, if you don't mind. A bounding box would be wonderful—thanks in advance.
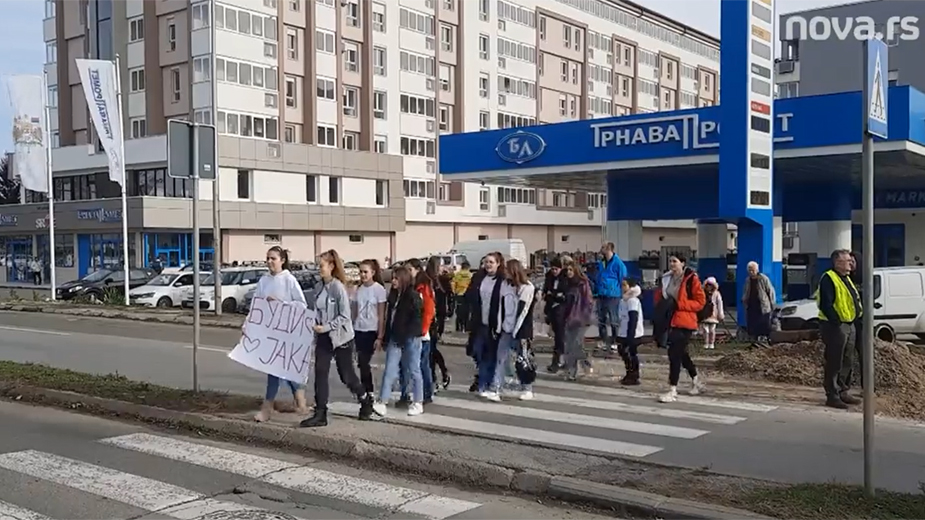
[653,254,706,403]
[398,258,437,405]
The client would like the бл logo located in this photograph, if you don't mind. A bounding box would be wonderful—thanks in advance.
[496,130,545,164]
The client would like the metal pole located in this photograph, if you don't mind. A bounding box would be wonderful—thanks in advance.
[191,122,201,393]
[42,70,57,301]
[114,55,130,305]
[860,39,876,498]
[210,1,222,315]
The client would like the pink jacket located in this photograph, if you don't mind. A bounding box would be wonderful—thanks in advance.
[703,277,724,323]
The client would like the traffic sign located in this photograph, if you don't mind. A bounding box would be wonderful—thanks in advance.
[167,119,216,179]
[865,38,888,139]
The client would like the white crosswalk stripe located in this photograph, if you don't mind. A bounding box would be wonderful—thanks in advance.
[330,377,778,459]
[0,500,52,520]
[101,433,480,520]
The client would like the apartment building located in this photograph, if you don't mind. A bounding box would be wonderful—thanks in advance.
[34,0,721,272]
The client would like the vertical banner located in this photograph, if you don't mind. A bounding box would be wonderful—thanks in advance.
[7,75,49,194]
[74,59,124,186]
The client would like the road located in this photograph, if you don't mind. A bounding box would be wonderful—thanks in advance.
[0,400,613,520]
[2,311,925,493]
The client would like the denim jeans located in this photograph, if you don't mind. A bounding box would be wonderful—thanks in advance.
[491,333,517,392]
[265,374,301,401]
[401,340,434,401]
[470,325,498,392]
[597,297,620,346]
[379,338,423,403]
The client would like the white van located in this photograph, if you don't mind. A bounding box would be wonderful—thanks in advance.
[450,239,529,269]
[779,266,925,342]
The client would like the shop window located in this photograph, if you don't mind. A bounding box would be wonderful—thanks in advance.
[37,233,75,284]
[237,170,251,199]
[0,236,35,282]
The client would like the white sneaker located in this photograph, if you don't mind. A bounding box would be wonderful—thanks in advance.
[519,390,534,401]
[372,400,388,417]
[483,391,501,402]
[477,390,490,398]
[690,375,705,395]
[407,403,424,416]
[658,386,679,403]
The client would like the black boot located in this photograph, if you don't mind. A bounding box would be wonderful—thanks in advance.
[839,392,861,405]
[468,374,479,392]
[299,407,328,427]
[825,395,848,410]
[358,394,374,420]
[547,352,561,373]
[622,359,641,386]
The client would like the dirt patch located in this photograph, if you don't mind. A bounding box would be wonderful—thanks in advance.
[715,340,925,420]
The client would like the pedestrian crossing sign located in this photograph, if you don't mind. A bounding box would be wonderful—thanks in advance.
[866,38,889,139]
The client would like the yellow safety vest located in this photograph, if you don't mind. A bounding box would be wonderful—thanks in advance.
[816,270,861,322]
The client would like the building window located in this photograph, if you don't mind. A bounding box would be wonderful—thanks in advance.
[345,0,360,27]
[45,0,55,18]
[316,77,335,100]
[375,180,387,206]
[215,111,279,139]
[343,41,360,72]
[129,118,147,138]
[438,105,450,132]
[440,24,453,52]
[285,76,297,107]
[497,186,536,204]
[45,42,56,63]
[373,46,387,76]
[129,18,144,42]
[443,0,455,10]
[317,125,336,147]
[47,86,58,108]
[343,87,358,117]
[50,131,59,148]
[374,135,387,153]
[166,18,177,51]
[372,3,386,32]
[479,34,489,59]
[289,0,300,12]
[479,111,489,130]
[479,187,490,211]
[170,67,181,102]
[403,179,434,199]
[284,124,296,143]
[315,29,335,53]
[127,69,147,93]
[306,174,317,203]
[439,64,452,91]
[193,109,212,125]
[400,137,435,158]
[286,28,298,59]
[399,93,435,116]
[329,177,341,204]
[192,57,211,83]
[237,169,250,199]
[373,90,386,119]
[192,2,210,30]
[342,131,359,150]
[478,0,489,20]
[348,234,363,243]
[479,73,489,97]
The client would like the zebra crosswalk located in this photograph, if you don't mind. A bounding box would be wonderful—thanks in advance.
[0,433,481,520]
[328,378,778,459]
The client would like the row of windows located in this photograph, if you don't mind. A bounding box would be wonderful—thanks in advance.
[497,0,536,28]
[497,38,536,64]
[215,57,278,91]
[498,75,536,99]
[497,187,536,205]
[589,64,613,85]
[216,110,279,140]
[400,51,435,77]
[400,93,436,117]
[24,169,193,203]
[215,3,277,41]
[399,7,435,36]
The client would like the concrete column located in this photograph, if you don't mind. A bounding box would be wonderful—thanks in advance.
[770,216,784,304]
[606,220,643,277]
[696,222,728,285]
[799,220,852,272]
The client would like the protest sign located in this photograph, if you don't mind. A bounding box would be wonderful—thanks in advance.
[228,296,316,384]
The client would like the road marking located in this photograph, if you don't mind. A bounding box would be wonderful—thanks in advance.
[0,325,70,336]
[444,386,746,425]
[533,377,779,412]
[100,433,299,478]
[327,402,662,458]
[431,397,709,438]
[182,345,232,354]
[0,500,51,520]
[100,433,481,520]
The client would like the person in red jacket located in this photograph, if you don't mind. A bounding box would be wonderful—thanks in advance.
[653,254,706,403]
[398,258,437,405]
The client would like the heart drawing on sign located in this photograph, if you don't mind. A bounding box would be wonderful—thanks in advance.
[241,334,261,353]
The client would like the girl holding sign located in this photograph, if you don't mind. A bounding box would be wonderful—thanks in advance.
[300,249,374,427]
[253,246,308,423]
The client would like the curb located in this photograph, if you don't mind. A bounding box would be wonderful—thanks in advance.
[0,383,775,520]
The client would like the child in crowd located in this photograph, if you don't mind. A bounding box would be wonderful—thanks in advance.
[700,277,724,350]
[616,278,644,386]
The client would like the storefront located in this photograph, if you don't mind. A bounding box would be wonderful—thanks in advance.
[142,232,215,269]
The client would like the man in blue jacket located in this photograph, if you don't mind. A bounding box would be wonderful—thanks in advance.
[595,242,628,351]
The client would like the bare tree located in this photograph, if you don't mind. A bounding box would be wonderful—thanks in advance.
[0,154,21,205]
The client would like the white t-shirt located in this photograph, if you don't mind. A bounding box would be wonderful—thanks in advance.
[617,296,645,339]
[353,282,388,332]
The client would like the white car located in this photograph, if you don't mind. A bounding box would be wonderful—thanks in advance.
[182,267,267,313]
[129,270,209,308]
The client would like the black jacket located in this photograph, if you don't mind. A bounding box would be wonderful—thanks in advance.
[543,271,567,318]
[383,288,423,345]
[435,274,452,319]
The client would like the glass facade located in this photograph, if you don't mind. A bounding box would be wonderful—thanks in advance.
[0,236,35,282]
[143,232,214,268]
[77,234,137,277]
[36,234,76,281]
[25,169,193,203]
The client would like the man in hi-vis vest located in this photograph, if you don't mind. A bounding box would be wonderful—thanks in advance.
[816,249,863,410]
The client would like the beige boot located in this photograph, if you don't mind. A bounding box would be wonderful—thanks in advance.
[254,400,273,422]
[294,388,309,414]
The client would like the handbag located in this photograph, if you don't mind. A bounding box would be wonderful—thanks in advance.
[514,340,537,385]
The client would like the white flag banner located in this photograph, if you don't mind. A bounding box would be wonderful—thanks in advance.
[75,59,124,186]
[6,75,49,194]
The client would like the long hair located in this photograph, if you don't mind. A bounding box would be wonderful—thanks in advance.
[360,258,383,285]
[266,246,291,271]
[319,249,347,284]
[390,266,413,293]
[505,258,529,288]
[563,258,588,283]
[407,258,431,287]
[425,256,442,281]
[485,251,506,276]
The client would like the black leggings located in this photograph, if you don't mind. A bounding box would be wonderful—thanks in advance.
[667,328,697,386]
[314,333,365,410]
[430,343,448,381]
[354,331,377,395]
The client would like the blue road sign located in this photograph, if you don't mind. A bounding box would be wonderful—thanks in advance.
[866,38,888,139]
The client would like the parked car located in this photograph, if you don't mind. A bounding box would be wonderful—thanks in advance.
[181,266,268,313]
[238,270,324,314]
[56,268,157,302]
[129,270,209,308]
[180,262,214,272]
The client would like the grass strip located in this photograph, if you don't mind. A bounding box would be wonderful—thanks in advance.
[740,482,925,519]
[0,360,259,413]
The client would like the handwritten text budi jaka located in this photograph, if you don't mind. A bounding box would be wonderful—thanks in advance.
[229,297,317,383]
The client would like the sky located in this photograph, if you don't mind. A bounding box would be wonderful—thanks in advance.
[0,0,859,152]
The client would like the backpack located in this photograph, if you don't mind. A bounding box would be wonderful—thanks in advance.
[684,274,712,323]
